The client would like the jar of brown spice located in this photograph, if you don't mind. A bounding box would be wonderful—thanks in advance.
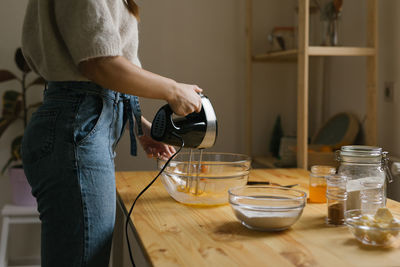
[326,175,347,225]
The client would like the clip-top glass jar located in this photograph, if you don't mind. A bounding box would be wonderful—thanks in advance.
[336,145,393,211]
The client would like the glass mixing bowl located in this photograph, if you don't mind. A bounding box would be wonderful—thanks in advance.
[345,209,400,247]
[158,152,251,205]
[229,186,307,231]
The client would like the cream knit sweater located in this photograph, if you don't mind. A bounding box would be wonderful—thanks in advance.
[22,0,141,81]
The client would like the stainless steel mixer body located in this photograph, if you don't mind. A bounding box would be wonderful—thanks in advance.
[150,94,217,149]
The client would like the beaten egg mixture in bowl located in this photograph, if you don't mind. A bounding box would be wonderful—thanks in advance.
[158,152,251,206]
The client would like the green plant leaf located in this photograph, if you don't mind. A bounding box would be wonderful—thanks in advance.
[2,90,22,117]
[0,70,17,83]
[1,157,13,175]
[1,135,23,174]
[14,47,31,73]
[27,76,46,88]
[0,117,16,139]
[11,135,23,161]
[0,91,23,138]
[27,101,42,110]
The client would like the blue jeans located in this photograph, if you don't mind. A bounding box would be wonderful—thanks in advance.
[21,82,142,267]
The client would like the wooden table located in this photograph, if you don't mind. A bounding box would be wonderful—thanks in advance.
[115,169,400,267]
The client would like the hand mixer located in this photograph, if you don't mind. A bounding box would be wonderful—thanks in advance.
[151,93,218,194]
[150,93,217,149]
[126,94,218,267]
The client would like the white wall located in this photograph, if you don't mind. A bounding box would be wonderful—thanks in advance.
[115,0,247,171]
[313,0,400,159]
[378,0,400,156]
[2,0,400,264]
[378,0,400,200]
[115,0,302,169]
[321,0,367,139]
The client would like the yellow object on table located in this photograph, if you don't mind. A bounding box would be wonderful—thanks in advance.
[116,169,400,267]
[309,165,336,203]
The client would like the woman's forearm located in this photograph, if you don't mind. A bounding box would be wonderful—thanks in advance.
[79,56,176,101]
[79,56,203,116]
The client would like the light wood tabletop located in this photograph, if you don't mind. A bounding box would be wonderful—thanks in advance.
[115,169,400,267]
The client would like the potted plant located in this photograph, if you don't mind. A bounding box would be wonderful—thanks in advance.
[0,47,45,206]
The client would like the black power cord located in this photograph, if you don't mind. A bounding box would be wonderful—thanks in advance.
[125,135,184,267]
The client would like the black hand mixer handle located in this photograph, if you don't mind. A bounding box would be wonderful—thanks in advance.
[150,104,180,143]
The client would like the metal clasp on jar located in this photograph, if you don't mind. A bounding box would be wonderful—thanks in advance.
[382,152,394,183]
[335,150,341,162]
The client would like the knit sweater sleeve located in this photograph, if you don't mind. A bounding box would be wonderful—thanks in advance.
[54,0,122,65]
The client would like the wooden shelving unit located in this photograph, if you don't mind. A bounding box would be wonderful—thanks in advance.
[245,0,378,169]
[252,155,279,168]
[253,46,375,62]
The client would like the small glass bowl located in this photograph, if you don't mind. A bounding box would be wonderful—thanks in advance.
[158,152,251,205]
[345,209,400,247]
[228,186,307,231]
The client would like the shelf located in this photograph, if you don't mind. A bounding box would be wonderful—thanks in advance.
[252,50,297,62]
[254,151,336,170]
[246,0,378,169]
[253,156,297,169]
[308,46,376,56]
[253,156,279,168]
[252,46,376,62]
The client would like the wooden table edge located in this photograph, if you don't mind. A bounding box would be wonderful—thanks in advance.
[116,192,154,267]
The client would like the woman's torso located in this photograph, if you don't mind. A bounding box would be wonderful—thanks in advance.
[21,0,141,81]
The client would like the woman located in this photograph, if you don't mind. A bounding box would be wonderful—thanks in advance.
[21,0,202,266]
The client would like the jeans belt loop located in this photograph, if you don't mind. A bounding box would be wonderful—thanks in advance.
[114,92,120,104]
[124,96,143,156]
[132,97,143,137]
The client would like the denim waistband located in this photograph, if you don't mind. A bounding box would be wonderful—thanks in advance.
[46,81,143,156]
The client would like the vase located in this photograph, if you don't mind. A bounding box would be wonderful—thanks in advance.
[321,19,340,46]
[8,167,36,206]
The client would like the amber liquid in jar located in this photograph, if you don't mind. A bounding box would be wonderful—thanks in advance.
[309,184,327,203]
[309,165,336,203]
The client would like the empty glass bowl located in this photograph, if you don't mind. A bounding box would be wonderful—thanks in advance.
[229,186,307,231]
[345,209,400,247]
[158,152,251,205]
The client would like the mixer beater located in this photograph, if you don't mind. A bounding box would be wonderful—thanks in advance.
[183,149,205,195]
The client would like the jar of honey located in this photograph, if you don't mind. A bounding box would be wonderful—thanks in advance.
[309,165,336,203]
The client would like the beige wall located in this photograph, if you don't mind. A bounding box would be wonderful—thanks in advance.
[378,0,400,200]
[115,0,246,171]
[1,0,400,264]
[378,0,400,156]
[320,0,400,157]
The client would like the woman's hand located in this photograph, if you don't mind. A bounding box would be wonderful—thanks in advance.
[139,117,176,160]
[167,83,203,116]
[138,135,176,160]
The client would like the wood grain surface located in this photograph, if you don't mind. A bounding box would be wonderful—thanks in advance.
[116,169,400,267]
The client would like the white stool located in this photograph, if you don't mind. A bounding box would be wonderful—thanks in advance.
[0,205,40,267]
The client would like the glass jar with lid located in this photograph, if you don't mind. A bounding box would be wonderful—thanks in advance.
[326,174,347,225]
[336,145,393,211]
[309,165,336,203]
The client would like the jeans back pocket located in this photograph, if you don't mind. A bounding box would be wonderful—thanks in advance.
[22,109,59,164]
